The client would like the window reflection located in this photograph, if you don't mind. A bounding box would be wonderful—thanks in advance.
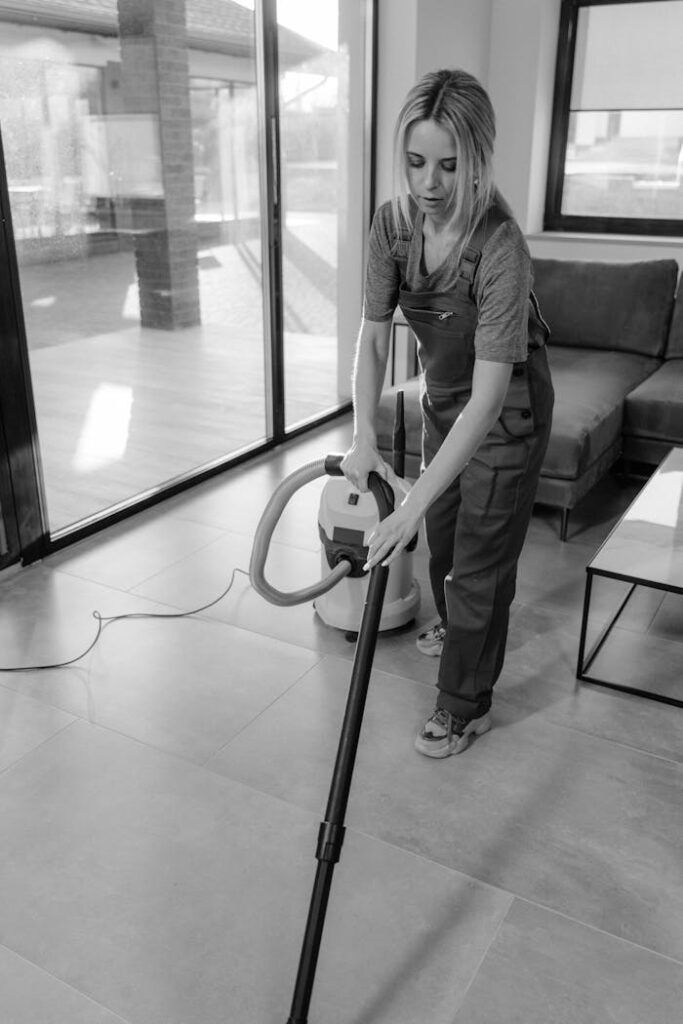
[0,0,368,535]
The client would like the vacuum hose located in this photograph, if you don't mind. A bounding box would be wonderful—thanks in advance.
[249,454,395,607]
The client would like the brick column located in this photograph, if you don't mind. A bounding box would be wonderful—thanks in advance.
[116,0,200,329]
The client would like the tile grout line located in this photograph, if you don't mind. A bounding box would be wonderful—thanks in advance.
[0,940,134,1023]
[513,891,683,968]
[4,687,683,980]
[354,824,683,969]
[493,690,683,768]
[199,654,327,767]
[9,710,679,977]
[0,719,79,780]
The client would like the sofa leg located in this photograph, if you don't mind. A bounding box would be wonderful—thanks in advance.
[560,508,569,542]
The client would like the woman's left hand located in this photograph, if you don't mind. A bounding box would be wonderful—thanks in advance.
[363,500,423,571]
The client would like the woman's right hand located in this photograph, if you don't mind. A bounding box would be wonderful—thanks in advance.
[340,438,388,493]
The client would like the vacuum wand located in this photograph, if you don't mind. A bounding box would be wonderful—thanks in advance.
[285,462,394,1024]
[286,560,389,1024]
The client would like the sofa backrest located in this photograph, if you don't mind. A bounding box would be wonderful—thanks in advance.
[531,258,678,358]
[664,273,683,359]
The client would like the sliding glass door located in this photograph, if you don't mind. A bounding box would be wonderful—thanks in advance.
[0,0,373,550]
[278,0,370,429]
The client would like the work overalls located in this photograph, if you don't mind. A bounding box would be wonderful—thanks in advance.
[396,206,554,720]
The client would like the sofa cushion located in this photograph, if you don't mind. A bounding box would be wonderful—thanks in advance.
[623,360,683,444]
[377,347,660,485]
[532,258,678,358]
[664,273,683,358]
[541,347,659,481]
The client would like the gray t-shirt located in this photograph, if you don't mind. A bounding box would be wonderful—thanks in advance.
[362,198,534,363]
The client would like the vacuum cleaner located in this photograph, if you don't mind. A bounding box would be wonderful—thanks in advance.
[313,391,420,637]
[248,397,418,1024]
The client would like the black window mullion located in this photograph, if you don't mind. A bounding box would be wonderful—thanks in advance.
[0,127,49,565]
[255,0,285,442]
[544,0,579,230]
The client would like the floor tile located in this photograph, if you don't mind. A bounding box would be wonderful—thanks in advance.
[46,513,225,591]
[586,625,683,704]
[1,611,321,764]
[209,656,683,962]
[0,720,511,1024]
[455,898,683,1024]
[515,532,599,624]
[0,687,74,773]
[132,528,440,680]
[0,562,169,670]
[497,602,683,762]
[164,461,330,550]
[1,944,131,1024]
[648,589,683,643]
[532,473,642,549]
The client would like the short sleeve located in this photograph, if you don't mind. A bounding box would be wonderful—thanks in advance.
[362,202,401,322]
[473,220,532,363]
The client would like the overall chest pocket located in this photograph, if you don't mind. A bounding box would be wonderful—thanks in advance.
[402,305,476,380]
[402,307,461,324]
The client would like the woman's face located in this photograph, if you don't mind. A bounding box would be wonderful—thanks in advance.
[405,119,457,225]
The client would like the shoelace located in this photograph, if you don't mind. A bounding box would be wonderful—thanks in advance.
[426,708,469,737]
[426,708,453,736]
[422,624,446,642]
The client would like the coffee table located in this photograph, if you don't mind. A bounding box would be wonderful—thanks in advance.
[577,446,683,707]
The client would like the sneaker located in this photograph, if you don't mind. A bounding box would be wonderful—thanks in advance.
[415,707,492,758]
[416,622,446,656]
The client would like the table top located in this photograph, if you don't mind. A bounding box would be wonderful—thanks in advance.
[589,447,683,590]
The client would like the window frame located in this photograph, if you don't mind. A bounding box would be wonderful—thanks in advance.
[544,0,683,236]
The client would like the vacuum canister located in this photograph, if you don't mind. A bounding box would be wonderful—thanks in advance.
[314,476,420,633]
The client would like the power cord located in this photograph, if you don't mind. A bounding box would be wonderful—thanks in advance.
[0,566,251,673]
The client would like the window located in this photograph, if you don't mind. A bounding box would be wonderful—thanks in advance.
[0,0,375,548]
[545,0,683,235]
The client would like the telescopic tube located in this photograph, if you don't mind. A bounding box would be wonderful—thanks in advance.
[285,468,394,1024]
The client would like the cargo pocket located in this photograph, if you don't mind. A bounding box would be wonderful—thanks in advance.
[498,364,535,438]
[463,430,532,516]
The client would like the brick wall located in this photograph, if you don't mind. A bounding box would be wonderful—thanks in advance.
[117,0,200,329]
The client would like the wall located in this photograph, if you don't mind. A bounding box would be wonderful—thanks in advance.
[376,0,683,269]
[375,0,492,204]
[488,0,559,234]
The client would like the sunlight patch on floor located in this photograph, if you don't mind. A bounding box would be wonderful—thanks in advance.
[73,383,133,472]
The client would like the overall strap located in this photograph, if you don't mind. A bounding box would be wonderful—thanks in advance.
[454,201,511,298]
[390,204,413,272]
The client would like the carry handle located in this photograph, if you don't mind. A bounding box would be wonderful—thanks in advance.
[324,453,395,521]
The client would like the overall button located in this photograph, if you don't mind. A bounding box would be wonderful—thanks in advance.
[521,409,532,419]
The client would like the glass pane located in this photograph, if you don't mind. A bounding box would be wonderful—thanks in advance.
[277,0,368,429]
[0,3,267,533]
[563,109,683,220]
[571,2,683,111]
[565,1,683,222]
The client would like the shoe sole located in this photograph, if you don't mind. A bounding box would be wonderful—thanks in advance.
[415,642,443,657]
[414,713,492,759]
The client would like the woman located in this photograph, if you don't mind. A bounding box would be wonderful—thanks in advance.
[341,68,554,758]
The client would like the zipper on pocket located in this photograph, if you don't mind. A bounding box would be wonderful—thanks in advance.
[404,306,459,321]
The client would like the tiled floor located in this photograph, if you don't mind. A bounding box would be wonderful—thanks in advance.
[1,417,683,1023]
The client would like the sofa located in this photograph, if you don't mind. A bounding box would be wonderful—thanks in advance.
[376,256,683,540]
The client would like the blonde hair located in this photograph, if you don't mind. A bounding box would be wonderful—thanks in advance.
[392,69,496,252]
